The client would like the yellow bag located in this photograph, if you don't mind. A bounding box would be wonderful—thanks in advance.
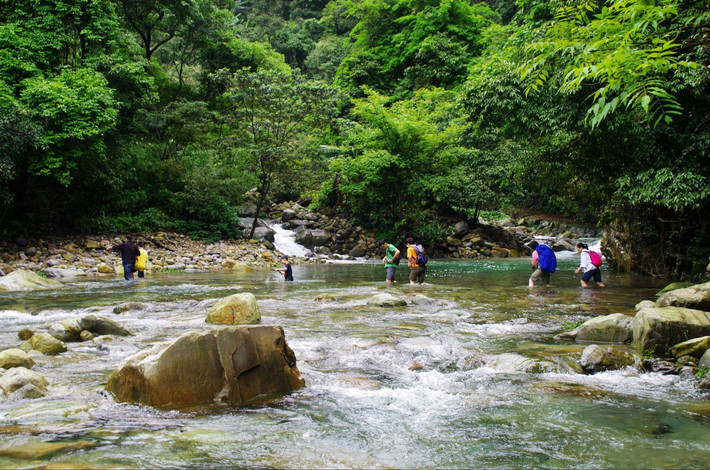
[135,248,148,270]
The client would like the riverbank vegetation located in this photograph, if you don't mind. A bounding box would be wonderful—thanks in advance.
[0,0,708,276]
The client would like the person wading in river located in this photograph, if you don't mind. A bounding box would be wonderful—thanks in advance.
[575,242,605,288]
[378,239,401,283]
[106,236,140,281]
[528,240,556,288]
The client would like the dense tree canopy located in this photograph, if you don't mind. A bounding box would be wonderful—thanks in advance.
[0,0,707,275]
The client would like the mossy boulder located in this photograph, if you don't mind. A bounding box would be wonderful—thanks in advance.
[632,307,710,356]
[0,349,35,369]
[21,333,67,355]
[0,367,49,398]
[670,336,710,359]
[655,281,710,311]
[560,313,633,344]
[580,345,635,373]
[206,293,261,325]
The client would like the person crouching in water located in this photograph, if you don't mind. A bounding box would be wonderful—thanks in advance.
[378,239,401,284]
[575,243,605,288]
[528,240,556,288]
[275,255,294,281]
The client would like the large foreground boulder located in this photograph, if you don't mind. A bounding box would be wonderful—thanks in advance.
[105,325,304,409]
[560,313,633,344]
[0,270,62,292]
[206,293,261,325]
[655,281,710,311]
[632,307,710,356]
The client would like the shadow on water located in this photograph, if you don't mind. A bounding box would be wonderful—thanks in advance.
[1,259,708,469]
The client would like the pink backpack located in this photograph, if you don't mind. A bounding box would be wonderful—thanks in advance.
[588,250,603,267]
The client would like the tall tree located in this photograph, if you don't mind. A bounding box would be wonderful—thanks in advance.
[223,69,341,239]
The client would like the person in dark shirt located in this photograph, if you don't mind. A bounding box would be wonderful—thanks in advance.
[275,255,294,281]
[106,236,140,281]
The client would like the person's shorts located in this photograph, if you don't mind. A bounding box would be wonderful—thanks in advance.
[530,268,551,285]
[582,268,602,283]
[410,266,426,284]
[385,267,396,281]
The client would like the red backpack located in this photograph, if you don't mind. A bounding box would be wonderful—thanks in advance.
[588,250,603,267]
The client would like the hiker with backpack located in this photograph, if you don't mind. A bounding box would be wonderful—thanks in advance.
[575,242,605,288]
[378,239,401,283]
[405,237,427,285]
[528,240,556,288]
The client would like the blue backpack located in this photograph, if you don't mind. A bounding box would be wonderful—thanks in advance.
[414,244,428,266]
[535,245,557,273]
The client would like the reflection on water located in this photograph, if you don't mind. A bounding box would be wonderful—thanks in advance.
[1,259,709,468]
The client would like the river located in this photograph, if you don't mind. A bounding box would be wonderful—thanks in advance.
[1,258,709,468]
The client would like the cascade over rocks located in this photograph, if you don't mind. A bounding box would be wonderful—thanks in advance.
[105,325,304,409]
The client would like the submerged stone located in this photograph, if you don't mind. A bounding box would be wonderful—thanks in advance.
[367,293,407,307]
[0,440,95,459]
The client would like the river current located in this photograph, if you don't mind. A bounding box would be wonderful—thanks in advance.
[1,258,709,468]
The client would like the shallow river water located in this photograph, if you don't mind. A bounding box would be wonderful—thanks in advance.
[1,258,709,468]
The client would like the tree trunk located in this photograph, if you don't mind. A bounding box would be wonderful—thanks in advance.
[248,183,270,239]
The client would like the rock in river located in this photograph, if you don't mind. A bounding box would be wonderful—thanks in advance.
[206,293,261,325]
[0,270,62,291]
[105,325,305,409]
[632,307,710,356]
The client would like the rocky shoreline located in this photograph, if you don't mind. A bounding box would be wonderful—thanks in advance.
[0,202,598,278]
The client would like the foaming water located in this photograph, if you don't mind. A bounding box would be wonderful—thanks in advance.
[0,260,708,468]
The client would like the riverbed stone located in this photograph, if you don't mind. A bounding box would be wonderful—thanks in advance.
[561,313,633,344]
[96,263,113,274]
[21,333,67,355]
[580,344,634,373]
[632,307,710,356]
[0,269,62,291]
[113,302,147,314]
[80,314,134,337]
[0,367,49,396]
[206,293,261,325]
[17,329,34,341]
[314,294,336,302]
[105,325,305,409]
[670,336,710,359]
[41,267,86,278]
[655,281,710,311]
[635,300,656,311]
[367,293,407,307]
[699,349,710,370]
[0,440,95,459]
[0,349,35,369]
[48,318,83,342]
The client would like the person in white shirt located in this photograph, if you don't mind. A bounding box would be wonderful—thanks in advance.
[575,243,605,288]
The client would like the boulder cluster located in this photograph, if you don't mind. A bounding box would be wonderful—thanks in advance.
[561,280,710,388]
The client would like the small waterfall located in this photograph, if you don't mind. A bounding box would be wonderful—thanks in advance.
[269,223,312,257]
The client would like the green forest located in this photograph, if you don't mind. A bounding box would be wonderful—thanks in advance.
[0,0,708,276]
